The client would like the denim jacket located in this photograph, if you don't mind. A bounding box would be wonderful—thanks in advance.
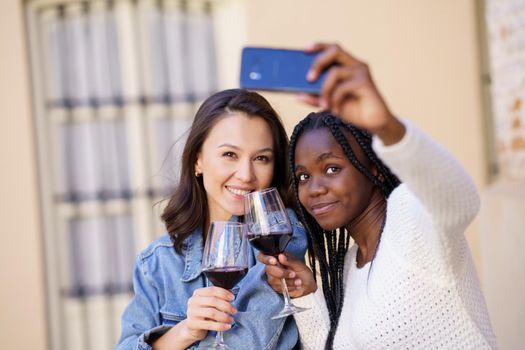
[117,209,307,350]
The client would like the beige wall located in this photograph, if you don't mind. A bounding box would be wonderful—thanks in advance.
[0,1,48,350]
[0,0,488,349]
[239,0,486,266]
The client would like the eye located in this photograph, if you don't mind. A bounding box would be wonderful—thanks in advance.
[326,166,340,174]
[296,173,310,182]
[222,151,237,159]
[254,155,271,163]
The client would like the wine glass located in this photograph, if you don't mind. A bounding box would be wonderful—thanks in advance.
[244,187,308,319]
[201,221,249,350]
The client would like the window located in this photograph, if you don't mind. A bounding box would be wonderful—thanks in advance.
[25,0,222,348]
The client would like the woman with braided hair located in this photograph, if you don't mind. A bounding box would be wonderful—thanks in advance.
[258,44,496,349]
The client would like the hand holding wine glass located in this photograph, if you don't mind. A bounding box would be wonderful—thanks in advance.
[244,187,308,319]
[257,251,317,299]
[201,221,249,350]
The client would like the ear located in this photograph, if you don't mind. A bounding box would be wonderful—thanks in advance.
[371,164,379,177]
[371,165,385,182]
[194,153,203,175]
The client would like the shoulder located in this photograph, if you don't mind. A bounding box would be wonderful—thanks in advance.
[286,208,305,231]
[285,208,308,256]
[138,234,177,262]
[387,183,411,204]
[386,184,428,221]
[134,234,186,283]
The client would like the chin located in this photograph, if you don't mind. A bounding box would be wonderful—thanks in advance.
[321,224,341,231]
[314,217,341,232]
[230,207,245,217]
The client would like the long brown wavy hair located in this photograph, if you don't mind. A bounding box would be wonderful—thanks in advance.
[161,89,291,253]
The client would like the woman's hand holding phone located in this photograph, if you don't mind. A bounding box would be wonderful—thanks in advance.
[301,43,406,146]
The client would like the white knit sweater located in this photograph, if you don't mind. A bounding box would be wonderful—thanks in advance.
[292,120,497,349]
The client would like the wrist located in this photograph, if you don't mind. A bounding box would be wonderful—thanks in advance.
[371,116,405,146]
[306,282,318,296]
[153,319,200,350]
[178,320,201,344]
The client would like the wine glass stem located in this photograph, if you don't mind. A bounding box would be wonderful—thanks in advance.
[280,278,293,308]
[215,330,225,345]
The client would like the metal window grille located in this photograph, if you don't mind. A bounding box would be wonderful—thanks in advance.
[25,1,218,349]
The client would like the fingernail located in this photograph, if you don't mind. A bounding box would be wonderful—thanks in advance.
[289,271,296,278]
[232,308,237,314]
[305,42,316,50]
[229,294,235,301]
[270,258,277,264]
[320,99,328,109]
[307,71,315,81]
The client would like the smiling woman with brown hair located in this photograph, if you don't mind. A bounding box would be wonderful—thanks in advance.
[259,44,497,350]
[117,89,307,350]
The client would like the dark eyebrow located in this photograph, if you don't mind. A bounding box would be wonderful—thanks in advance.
[295,151,343,171]
[318,152,343,162]
[218,144,274,153]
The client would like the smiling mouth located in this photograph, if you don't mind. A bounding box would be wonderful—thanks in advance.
[226,186,253,197]
[310,202,338,216]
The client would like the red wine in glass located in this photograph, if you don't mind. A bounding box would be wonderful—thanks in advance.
[203,267,248,290]
[247,231,292,256]
[244,187,308,319]
[201,221,248,350]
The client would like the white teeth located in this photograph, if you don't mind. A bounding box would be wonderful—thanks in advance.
[227,187,251,196]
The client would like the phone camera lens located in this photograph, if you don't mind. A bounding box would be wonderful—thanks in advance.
[249,72,262,80]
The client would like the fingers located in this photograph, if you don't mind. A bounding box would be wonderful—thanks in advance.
[189,306,234,324]
[186,287,237,333]
[303,42,329,53]
[257,252,278,266]
[275,275,303,289]
[186,318,232,332]
[189,294,237,315]
[266,276,302,294]
[306,43,359,82]
[297,93,321,107]
[265,263,296,279]
[331,79,364,115]
[278,252,308,271]
[259,252,315,297]
[258,252,303,277]
[319,65,358,109]
[193,286,235,301]
[266,275,283,293]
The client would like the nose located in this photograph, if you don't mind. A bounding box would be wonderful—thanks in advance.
[308,176,328,197]
[235,159,255,183]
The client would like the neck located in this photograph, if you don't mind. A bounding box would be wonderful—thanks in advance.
[345,188,386,267]
[202,217,210,242]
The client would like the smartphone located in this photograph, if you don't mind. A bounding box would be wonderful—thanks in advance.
[240,47,327,94]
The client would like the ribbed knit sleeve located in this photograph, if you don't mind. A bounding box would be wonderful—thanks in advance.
[372,119,480,233]
[291,288,331,349]
[372,119,482,280]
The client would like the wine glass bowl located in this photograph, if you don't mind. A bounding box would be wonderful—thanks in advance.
[245,210,293,256]
[201,221,248,350]
[244,187,308,319]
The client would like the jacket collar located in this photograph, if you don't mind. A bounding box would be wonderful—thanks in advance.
[180,226,204,282]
